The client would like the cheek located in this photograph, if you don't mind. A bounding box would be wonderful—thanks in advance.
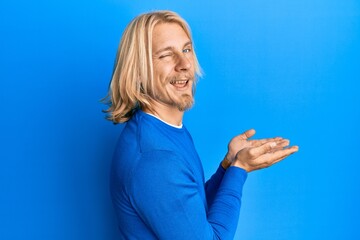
[186,55,196,68]
[153,62,175,81]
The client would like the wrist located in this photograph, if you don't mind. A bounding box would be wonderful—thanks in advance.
[230,161,250,172]
[221,156,232,170]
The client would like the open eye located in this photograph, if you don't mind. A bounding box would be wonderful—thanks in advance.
[183,48,192,53]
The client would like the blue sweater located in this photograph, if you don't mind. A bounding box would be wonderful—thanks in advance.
[110,110,247,239]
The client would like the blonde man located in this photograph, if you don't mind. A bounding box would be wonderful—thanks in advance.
[105,10,298,239]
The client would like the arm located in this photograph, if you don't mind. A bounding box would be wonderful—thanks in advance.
[206,129,298,207]
[204,129,279,206]
[205,156,233,207]
[130,150,247,240]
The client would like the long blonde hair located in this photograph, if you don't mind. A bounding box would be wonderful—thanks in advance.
[103,10,202,123]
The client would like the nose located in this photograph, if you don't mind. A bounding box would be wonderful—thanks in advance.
[175,54,192,72]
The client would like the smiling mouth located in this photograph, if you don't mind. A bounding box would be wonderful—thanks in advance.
[170,79,189,88]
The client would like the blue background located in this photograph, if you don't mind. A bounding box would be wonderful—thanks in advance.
[1,0,359,239]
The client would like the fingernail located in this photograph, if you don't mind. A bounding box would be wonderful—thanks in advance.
[270,142,277,148]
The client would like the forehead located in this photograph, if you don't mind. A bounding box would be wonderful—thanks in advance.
[152,23,190,50]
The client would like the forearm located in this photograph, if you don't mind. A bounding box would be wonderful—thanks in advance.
[205,163,226,206]
[205,156,234,206]
[207,166,247,239]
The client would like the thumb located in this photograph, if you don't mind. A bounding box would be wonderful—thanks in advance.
[238,129,256,140]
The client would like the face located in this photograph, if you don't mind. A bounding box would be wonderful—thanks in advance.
[151,23,196,112]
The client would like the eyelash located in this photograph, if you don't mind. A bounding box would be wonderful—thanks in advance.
[159,48,192,59]
[159,54,171,59]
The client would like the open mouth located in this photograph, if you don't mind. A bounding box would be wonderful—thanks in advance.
[170,79,189,89]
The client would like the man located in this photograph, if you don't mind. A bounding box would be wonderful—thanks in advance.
[104,10,298,239]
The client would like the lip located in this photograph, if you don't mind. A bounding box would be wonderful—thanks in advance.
[170,79,191,90]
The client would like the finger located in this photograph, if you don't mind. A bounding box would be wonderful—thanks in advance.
[236,129,256,140]
[249,141,277,157]
[278,139,290,147]
[251,145,298,170]
[266,146,299,162]
[269,146,299,165]
[249,137,284,147]
[270,139,290,152]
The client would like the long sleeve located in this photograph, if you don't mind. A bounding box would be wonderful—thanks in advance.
[129,150,247,240]
[205,164,226,207]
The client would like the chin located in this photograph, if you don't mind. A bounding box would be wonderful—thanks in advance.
[176,95,194,111]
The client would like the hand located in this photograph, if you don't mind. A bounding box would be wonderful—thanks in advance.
[230,132,299,172]
[221,129,288,169]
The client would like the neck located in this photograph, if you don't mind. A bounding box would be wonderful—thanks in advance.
[143,101,184,127]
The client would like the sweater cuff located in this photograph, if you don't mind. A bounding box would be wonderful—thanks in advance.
[219,166,247,196]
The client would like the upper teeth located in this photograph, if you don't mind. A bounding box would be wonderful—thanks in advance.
[171,80,187,84]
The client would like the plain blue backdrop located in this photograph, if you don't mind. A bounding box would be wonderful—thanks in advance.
[1,0,359,239]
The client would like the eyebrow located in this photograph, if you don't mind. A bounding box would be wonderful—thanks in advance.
[154,41,192,55]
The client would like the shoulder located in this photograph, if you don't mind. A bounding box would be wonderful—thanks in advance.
[135,112,186,153]
[117,111,171,152]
